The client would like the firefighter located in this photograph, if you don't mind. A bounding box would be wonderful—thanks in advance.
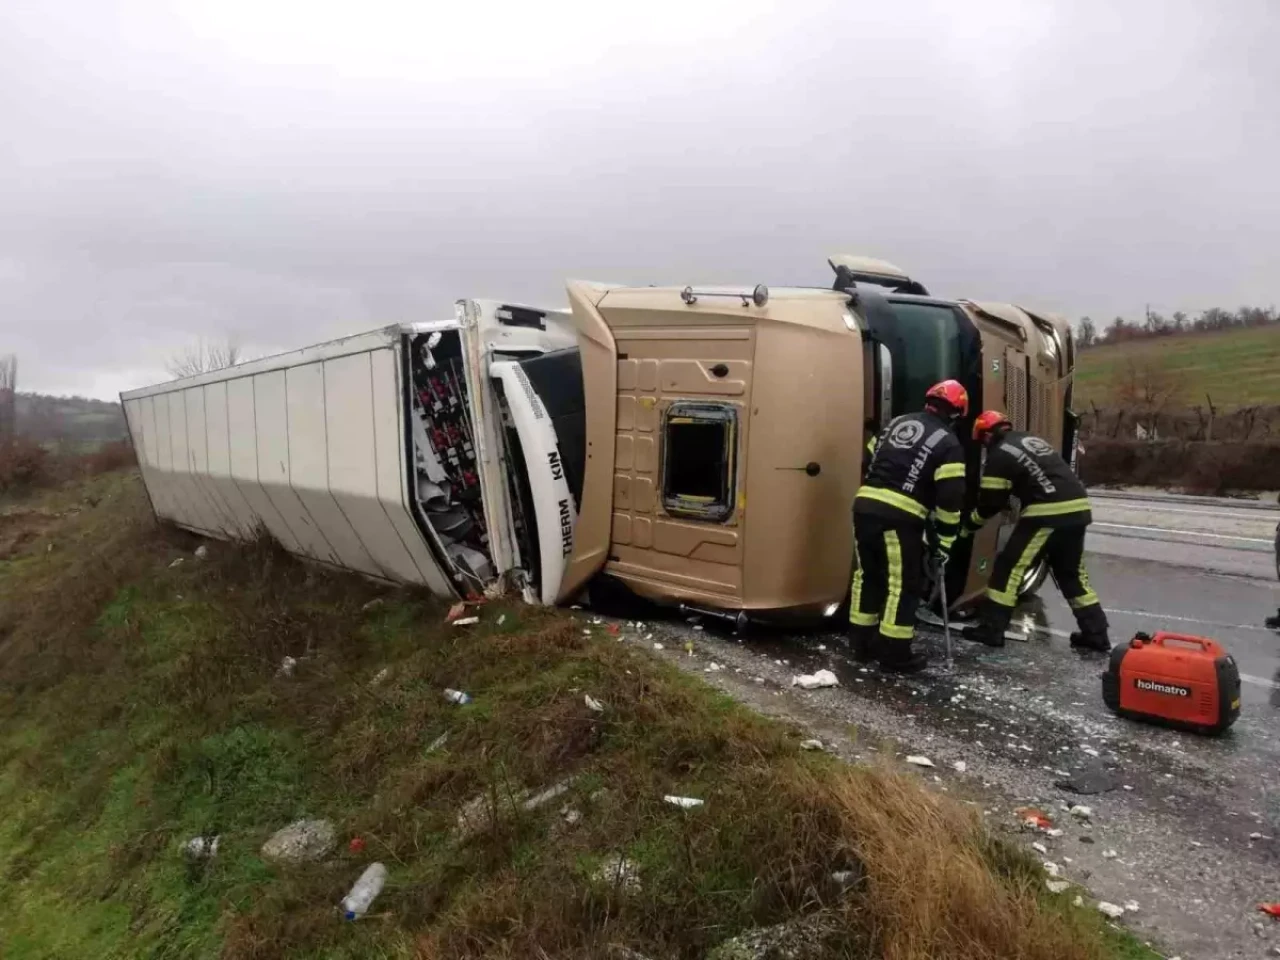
[964,410,1111,653]
[848,380,969,673]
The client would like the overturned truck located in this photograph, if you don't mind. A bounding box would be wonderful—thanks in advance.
[120,256,1078,624]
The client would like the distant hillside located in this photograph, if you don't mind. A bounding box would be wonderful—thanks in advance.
[1074,326,1280,409]
[15,392,127,448]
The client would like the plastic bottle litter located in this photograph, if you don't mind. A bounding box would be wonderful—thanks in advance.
[443,688,472,705]
[341,862,388,920]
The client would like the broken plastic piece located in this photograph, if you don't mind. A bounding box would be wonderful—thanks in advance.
[452,616,480,626]
[905,756,935,768]
[664,796,704,809]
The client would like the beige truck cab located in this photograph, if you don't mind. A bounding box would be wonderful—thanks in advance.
[554,256,1078,623]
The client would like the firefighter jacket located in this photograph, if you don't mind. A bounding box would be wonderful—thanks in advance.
[855,410,966,549]
[970,430,1091,529]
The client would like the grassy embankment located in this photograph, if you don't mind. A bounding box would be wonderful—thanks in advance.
[1074,325,1280,408]
[0,472,1156,959]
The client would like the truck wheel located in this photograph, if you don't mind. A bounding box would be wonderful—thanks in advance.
[1018,557,1050,599]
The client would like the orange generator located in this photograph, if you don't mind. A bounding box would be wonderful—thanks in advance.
[1103,632,1241,735]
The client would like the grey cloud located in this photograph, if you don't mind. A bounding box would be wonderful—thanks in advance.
[2,0,1277,395]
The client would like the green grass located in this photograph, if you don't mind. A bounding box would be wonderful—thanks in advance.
[0,473,1160,960]
[1076,326,1280,408]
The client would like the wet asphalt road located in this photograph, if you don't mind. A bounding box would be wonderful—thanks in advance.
[619,490,1280,959]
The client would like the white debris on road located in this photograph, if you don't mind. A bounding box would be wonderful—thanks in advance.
[1069,805,1094,821]
[1102,849,1118,859]
[791,669,839,690]
[953,760,967,773]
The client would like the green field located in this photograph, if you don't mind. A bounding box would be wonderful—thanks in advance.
[1074,327,1280,408]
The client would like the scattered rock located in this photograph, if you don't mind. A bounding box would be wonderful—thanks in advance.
[1102,849,1118,859]
[277,656,298,678]
[369,667,390,687]
[261,819,336,864]
[561,806,582,827]
[653,642,665,651]
[1123,900,1140,914]
[799,739,825,752]
[1045,828,1064,838]
[904,755,935,769]
[593,855,642,894]
[585,694,605,713]
[791,670,839,690]
[183,835,219,860]
[1068,805,1093,821]
[707,662,723,672]
[1043,861,1062,878]
[194,544,209,560]
[1073,895,1085,908]
[1032,842,1048,854]
[1097,901,1126,920]
[706,912,838,960]
[952,760,967,774]
[1046,879,1070,894]
[1079,835,1094,844]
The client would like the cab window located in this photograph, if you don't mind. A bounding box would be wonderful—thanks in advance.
[661,401,737,522]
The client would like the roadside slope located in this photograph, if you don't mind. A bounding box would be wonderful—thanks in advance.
[0,474,1151,960]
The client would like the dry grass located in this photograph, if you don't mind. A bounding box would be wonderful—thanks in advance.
[0,472,1154,960]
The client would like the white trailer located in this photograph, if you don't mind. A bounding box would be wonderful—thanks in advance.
[121,300,583,603]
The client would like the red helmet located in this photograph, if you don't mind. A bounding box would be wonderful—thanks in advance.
[924,379,970,417]
[973,409,1013,443]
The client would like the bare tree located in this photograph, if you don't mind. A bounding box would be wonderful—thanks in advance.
[0,354,16,442]
[1113,357,1181,439]
[167,339,242,379]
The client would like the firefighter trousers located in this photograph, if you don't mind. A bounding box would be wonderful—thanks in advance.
[980,521,1109,640]
[848,510,925,652]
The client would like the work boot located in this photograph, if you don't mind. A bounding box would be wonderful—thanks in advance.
[878,642,928,674]
[967,600,1009,648]
[846,625,878,664]
[1070,631,1112,653]
[1071,605,1112,653]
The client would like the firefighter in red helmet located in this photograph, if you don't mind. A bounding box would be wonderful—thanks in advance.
[848,380,969,673]
[964,410,1111,653]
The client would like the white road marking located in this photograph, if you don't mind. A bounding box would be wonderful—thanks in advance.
[1093,522,1275,545]
[1102,607,1273,634]
[1097,503,1280,521]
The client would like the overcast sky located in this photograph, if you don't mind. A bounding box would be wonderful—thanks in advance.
[3,0,1278,398]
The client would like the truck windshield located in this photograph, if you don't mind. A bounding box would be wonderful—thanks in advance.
[886,301,963,415]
